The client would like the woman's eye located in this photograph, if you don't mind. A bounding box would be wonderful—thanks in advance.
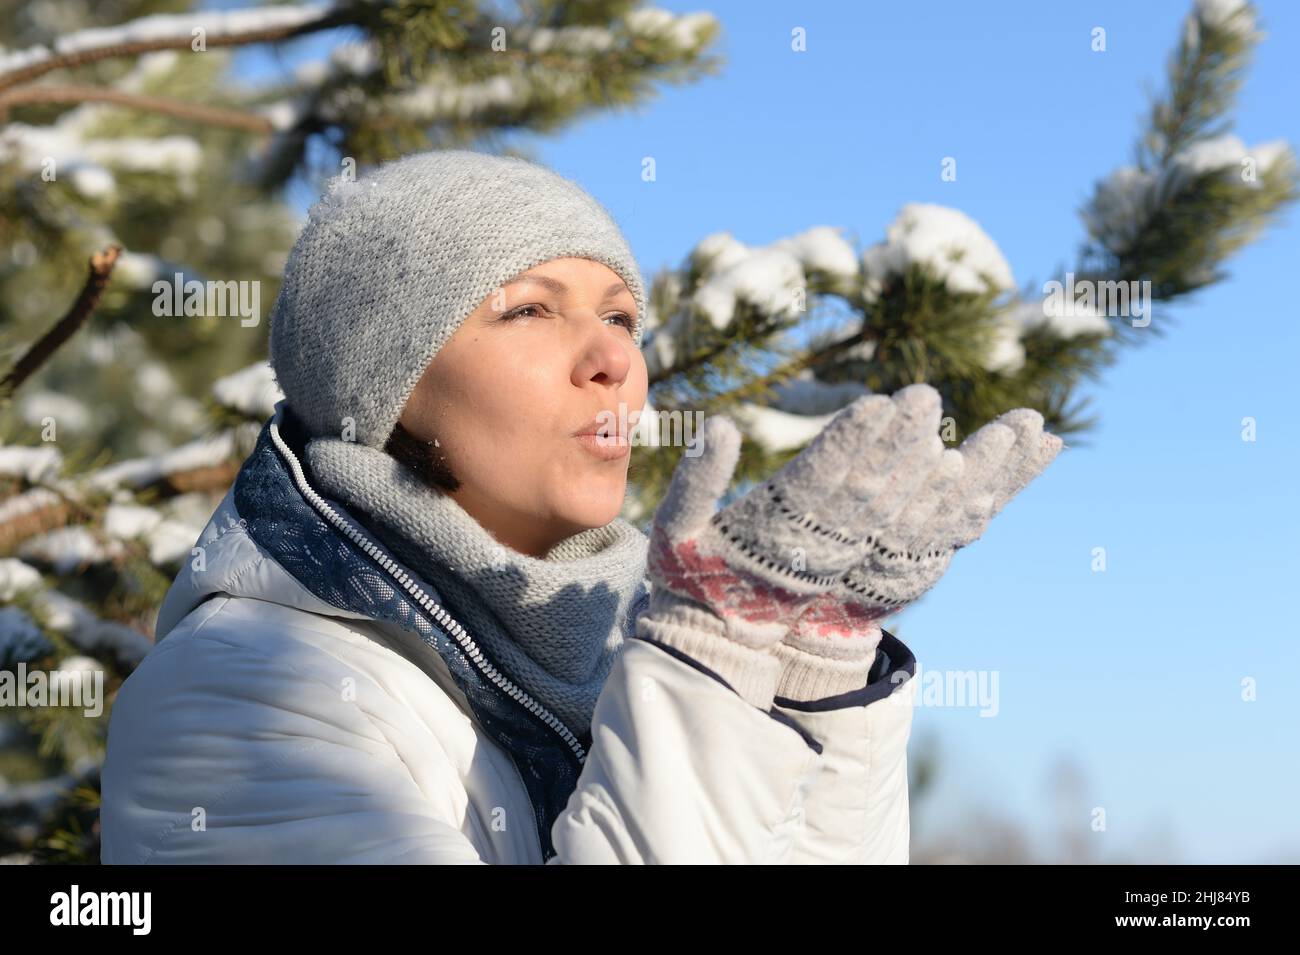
[502,305,633,332]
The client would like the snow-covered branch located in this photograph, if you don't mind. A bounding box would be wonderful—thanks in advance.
[860,203,1014,305]
[0,3,341,92]
[1085,134,1295,254]
[642,226,860,382]
[0,360,277,559]
[259,8,720,134]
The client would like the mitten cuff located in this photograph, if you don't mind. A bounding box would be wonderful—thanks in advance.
[634,591,780,712]
[772,630,883,702]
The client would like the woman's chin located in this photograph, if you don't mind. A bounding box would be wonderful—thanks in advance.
[555,488,625,530]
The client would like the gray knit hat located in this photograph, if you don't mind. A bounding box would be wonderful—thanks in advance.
[268,149,647,448]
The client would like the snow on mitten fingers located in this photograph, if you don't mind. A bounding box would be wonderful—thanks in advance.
[850,424,1014,603]
[968,409,1066,535]
[775,445,961,698]
[638,397,895,710]
[776,399,1065,702]
[769,383,948,698]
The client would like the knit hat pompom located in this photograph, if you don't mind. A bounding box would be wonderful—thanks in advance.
[268,149,646,449]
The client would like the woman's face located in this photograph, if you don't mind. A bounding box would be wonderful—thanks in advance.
[397,257,647,557]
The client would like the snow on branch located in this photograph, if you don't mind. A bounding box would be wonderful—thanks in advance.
[0,446,63,485]
[765,371,871,416]
[0,355,276,559]
[1084,133,1296,256]
[0,605,52,668]
[211,361,285,420]
[0,114,203,199]
[729,404,841,453]
[1187,0,1259,45]
[0,488,69,555]
[623,9,718,51]
[687,227,860,330]
[259,8,720,132]
[0,3,339,89]
[1,557,151,670]
[861,203,1014,304]
[0,557,42,601]
[641,226,862,382]
[85,427,254,495]
[985,292,1116,376]
[38,590,153,666]
[0,424,254,559]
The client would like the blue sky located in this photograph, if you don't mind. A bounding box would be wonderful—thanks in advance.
[237,0,1299,862]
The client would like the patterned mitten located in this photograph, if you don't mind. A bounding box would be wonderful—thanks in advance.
[636,392,917,711]
[774,394,1065,701]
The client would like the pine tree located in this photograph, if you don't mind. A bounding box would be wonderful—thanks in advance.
[621,0,1295,525]
[0,0,1294,863]
[0,0,722,863]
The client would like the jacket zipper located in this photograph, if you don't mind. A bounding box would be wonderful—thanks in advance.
[267,418,588,765]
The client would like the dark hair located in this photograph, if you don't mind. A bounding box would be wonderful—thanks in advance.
[384,420,461,493]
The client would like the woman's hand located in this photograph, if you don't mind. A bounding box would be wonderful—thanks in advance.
[638,387,944,708]
[775,391,1064,700]
[647,390,925,640]
[637,382,1065,707]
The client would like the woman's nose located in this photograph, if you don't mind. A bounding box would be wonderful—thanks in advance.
[572,316,632,389]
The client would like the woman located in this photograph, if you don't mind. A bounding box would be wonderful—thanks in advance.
[99,149,1061,864]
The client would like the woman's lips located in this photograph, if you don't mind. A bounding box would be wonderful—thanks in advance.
[573,432,630,460]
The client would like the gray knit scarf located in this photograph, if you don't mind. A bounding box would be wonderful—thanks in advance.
[303,435,650,740]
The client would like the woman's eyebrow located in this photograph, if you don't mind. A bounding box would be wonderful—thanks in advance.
[507,274,630,301]
[509,273,567,295]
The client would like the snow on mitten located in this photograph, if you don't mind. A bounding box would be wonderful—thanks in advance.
[635,391,930,711]
[774,399,1065,702]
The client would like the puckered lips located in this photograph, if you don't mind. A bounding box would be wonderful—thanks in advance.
[572,411,630,459]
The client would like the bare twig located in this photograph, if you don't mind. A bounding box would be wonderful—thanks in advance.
[0,244,122,403]
[0,85,275,132]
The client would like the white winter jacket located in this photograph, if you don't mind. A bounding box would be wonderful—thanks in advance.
[100,403,917,864]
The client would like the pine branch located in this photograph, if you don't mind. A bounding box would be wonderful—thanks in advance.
[1078,2,1297,342]
[0,434,245,557]
[251,9,722,188]
[0,489,75,558]
[0,85,275,133]
[0,5,350,93]
[1141,3,1254,169]
[647,308,795,388]
[682,323,871,413]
